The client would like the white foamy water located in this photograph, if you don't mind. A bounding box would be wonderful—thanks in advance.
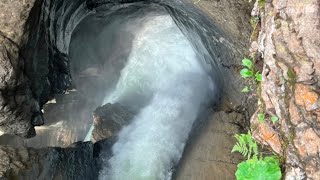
[98,14,214,180]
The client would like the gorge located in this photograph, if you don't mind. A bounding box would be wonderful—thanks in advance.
[2,0,252,179]
[1,0,319,179]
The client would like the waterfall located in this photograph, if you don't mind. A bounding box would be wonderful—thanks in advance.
[97,14,214,180]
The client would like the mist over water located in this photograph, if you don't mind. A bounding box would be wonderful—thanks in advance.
[98,14,215,180]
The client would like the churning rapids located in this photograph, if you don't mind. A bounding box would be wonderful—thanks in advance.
[75,10,218,180]
[100,15,213,179]
[78,12,215,179]
[17,0,230,179]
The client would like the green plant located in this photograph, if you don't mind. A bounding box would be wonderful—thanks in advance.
[240,58,254,78]
[241,86,250,93]
[240,58,262,82]
[255,72,262,82]
[242,58,253,69]
[232,131,282,180]
[240,68,253,78]
[271,116,279,124]
[232,131,258,159]
[250,16,260,28]
[235,156,282,180]
[258,113,265,123]
[258,0,265,8]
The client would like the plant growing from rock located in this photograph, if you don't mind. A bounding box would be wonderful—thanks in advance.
[240,58,262,92]
[258,113,265,123]
[232,131,282,180]
[271,116,279,124]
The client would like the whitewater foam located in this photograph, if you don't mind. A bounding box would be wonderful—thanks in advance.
[99,14,214,180]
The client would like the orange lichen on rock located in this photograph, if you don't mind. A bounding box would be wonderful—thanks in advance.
[251,112,282,154]
[289,100,302,125]
[294,83,319,111]
[294,128,320,157]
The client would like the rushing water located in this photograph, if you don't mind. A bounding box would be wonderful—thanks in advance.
[97,15,214,180]
[27,0,230,178]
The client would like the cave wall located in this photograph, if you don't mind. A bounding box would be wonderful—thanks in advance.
[0,0,253,138]
[0,0,90,137]
[0,0,40,137]
[250,0,320,179]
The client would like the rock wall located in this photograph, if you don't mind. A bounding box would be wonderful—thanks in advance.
[0,0,90,138]
[0,138,115,180]
[250,0,320,179]
[0,0,41,137]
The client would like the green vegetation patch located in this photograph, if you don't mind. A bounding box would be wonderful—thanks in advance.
[232,131,282,180]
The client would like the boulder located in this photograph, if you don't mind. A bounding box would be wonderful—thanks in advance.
[92,103,134,142]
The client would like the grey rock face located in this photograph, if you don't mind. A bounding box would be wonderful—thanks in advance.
[0,34,40,138]
[0,0,89,137]
[0,0,46,138]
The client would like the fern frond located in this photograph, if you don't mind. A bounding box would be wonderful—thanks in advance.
[231,131,260,160]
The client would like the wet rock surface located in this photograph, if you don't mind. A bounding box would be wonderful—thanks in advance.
[251,0,320,179]
[175,111,246,180]
[174,0,254,179]
[0,138,115,180]
[92,103,134,142]
[24,91,96,148]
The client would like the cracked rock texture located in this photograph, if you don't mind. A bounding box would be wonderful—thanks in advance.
[0,0,40,138]
[251,0,320,179]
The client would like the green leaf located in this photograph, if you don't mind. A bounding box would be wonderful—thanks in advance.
[235,156,282,180]
[255,72,262,82]
[271,116,279,123]
[240,69,253,78]
[258,113,265,123]
[242,58,253,69]
[231,131,259,160]
[241,86,250,93]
